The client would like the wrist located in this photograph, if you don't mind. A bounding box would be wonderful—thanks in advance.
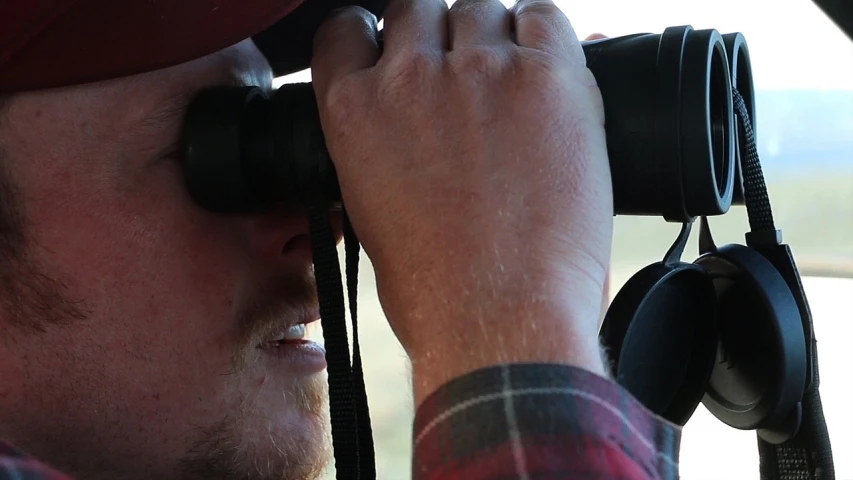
[407,305,609,408]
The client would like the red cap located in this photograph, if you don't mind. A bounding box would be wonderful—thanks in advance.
[0,0,312,94]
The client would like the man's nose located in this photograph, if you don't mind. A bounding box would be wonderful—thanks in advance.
[244,205,344,267]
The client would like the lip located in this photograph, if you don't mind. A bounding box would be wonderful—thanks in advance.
[256,316,326,374]
[259,338,327,374]
[258,306,321,343]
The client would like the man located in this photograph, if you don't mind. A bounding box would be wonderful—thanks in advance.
[0,0,680,479]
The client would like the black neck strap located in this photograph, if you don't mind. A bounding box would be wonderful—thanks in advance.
[305,189,375,479]
[731,88,835,479]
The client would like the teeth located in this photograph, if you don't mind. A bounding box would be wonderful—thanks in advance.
[281,324,306,341]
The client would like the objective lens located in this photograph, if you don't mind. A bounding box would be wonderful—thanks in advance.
[710,43,732,199]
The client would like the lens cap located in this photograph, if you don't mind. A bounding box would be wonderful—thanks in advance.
[695,245,807,441]
[600,260,718,425]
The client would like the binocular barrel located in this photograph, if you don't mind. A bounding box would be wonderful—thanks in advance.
[182,25,756,223]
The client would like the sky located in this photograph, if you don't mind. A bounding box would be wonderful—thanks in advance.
[544,0,853,90]
[276,0,853,91]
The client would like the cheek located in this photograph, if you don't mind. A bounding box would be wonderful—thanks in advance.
[33,150,234,289]
[21,156,249,416]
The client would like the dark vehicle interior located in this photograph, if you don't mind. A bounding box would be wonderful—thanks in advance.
[182,1,853,478]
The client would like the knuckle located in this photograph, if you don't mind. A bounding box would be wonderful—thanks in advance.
[315,6,375,50]
[447,0,485,16]
[377,48,442,101]
[515,0,562,18]
[513,51,563,85]
[523,23,558,48]
[325,5,374,25]
[447,47,508,81]
[514,1,571,42]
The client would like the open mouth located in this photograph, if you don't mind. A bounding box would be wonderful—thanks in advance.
[262,323,311,347]
[257,319,327,372]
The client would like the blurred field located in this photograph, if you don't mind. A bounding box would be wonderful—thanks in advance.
[319,171,853,480]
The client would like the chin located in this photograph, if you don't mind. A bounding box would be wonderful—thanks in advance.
[179,424,332,480]
[178,372,332,480]
[241,414,332,480]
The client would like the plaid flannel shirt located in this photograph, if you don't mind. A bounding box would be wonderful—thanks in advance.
[413,364,681,479]
[1,364,681,480]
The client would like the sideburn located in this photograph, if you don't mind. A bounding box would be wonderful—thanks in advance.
[0,147,91,334]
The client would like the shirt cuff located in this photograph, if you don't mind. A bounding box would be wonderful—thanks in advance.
[412,363,682,480]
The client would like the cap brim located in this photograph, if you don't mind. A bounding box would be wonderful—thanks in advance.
[1,0,308,93]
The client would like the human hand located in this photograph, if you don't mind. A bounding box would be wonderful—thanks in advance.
[312,0,613,403]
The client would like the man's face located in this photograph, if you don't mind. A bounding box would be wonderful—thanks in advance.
[0,40,332,479]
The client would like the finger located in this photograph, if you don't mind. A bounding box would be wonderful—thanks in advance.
[448,0,512,48]
[382,0,449,54]
[584,33,608,41]
[511,0,584,63]
[312,7,381,104]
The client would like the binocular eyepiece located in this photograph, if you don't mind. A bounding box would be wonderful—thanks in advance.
[182,25,756,224]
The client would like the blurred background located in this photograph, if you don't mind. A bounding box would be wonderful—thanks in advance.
[276,0,853,478]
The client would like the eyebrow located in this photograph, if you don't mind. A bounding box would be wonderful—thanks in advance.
[140,69,251,129]
[134,57,274,166]
[141,92,191,131]
[128,91,194,163]
[141,74,257,162]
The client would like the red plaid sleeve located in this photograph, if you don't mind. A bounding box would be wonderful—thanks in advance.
[413,364,682,480]
[0,441,72,480]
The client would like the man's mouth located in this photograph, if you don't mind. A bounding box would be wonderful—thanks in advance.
[263,323,310,346]
[257,319,327,373]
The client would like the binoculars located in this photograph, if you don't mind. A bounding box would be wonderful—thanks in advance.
[182,25,755,224]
